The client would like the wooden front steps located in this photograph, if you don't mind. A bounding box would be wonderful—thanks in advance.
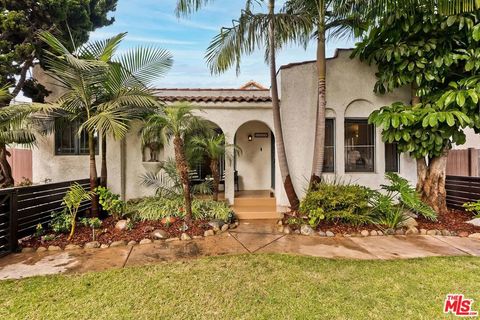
[232,196,282,220]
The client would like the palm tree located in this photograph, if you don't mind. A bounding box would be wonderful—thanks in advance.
[141,103,209,220]
[40,32,172,216]
[203,1,312,210]
[0,88,56,187]
[191,133,241,201]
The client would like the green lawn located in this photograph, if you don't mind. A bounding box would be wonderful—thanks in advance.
[1,254,479,319]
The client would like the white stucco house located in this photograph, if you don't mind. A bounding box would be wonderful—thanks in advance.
[31,49,480,219]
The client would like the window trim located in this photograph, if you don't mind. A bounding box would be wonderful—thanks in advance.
[344,118,375,173]
[323,118,335,173]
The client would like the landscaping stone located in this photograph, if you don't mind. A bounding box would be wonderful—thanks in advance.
[21,247,35,253]
[405,227,419,235]
[85,241,100,249]
[65,244,81,250]
[300,225,315,236]
[400,216,418,229]
[426,230,437,236]
[48,245,62,251]
[166,237,180,242]
[326,231,335,237]
[221,224,229,232]
[229,223,237,229]
[468,233,480,239]
[361,230,369,237]
[283,226,292,234]
[144,226,155,233]
[395,229,405,235]
[385,229,395,235]
[277,220,283,226]
[139,239,152,245]
[193,236,203,239]
[459,231,469,238]
[343,233,352,237]
[110,240,126,247]
[377,231,384,236]
[370,230,378,236]
[419,229,427,235]
[466,218,480,227]
[36,246,47,252]
[204,230,215,237]
[151,229,169,240]
[181,233,192,241]
[115,220,128,231]
[208,220,224,231]
[100,244,109,249]
[127,240,137,246]
[294,229,301,234]
[436,230,442,236]
[318,231,327,237]
[441,229,451,236]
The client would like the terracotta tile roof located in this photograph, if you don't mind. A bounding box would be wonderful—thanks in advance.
[158,95,272,103]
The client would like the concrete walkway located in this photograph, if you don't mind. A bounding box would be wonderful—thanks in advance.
[1,220,479,280]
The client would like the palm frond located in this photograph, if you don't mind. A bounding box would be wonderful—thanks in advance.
[79,33,127,62]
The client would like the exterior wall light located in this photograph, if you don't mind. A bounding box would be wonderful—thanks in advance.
[248,134,253,141]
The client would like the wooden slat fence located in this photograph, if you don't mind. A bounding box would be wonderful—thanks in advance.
[0,179,90,257]
[446,148,480,177]
[446,175,480,211]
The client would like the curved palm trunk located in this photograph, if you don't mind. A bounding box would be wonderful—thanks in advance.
[210,158,220,201]
[89,132,99,217]
[173,135,193,220]
[268,0,300,210]
[310,20,327,187]
[100,133,107,187]
[0,145,14,188]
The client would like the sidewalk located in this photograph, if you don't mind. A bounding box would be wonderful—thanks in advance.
[1,220,479,280]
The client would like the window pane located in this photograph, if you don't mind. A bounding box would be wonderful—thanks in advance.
[345,119,375,172]
[55,123,76,155]
[385,143,399,172]
[323,119,335,172]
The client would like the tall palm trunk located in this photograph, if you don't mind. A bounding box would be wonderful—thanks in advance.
[268,0,300,210]
[210,158,220,201]
[100,133,107,187]
[88,132,99,217]
[310,6,326,187]
[173,135,193,220]
[0,145,13,188]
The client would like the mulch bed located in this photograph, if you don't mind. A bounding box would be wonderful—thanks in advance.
[284,209,480,235]
[416,209,480,234]
[20,216,211,250]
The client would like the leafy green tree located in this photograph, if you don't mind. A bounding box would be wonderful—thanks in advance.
[355,10,480,213]
[40,32,172,216]
[141,103,209,221]
[0,0,117,186]
[191,133,241,201]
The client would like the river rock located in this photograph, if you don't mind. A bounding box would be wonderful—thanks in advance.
[85,241,100,249]
[204,230,215,237]
[426,229,437,236]
[326,231,335,237]
[151,229,169,240]
[468,233,480,239]
[65,244,81,250]
[115,220,128,231]
[181,233,192,241]
[110,240,126,247]
[466,218,480,227]
[221,224,229,232]
[300,225,315,236]
[139,239,152,245]
[21,247,35,253]
[361,230,369,237]
[405,227,419,235]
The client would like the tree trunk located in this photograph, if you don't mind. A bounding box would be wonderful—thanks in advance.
[210,158,220,201]
[89,132,99,217]
[268,0,300,210]
[310,17,327,187]
[0,145,14,188]
[100,133,107,188]
[416,150,449,214]
[173,135,193,220]
[10,56,34,99]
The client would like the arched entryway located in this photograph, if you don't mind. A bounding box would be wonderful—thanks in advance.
[232,121,279,219]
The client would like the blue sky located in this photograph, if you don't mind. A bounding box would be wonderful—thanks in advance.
[90,0,356,89]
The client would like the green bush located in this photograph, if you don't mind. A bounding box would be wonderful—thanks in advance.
[368,192,408,229]
[463,200,480,218]
[300,182,373,226]
[50,210,71,234]
[127,197,232,222]
[95,186,126,220]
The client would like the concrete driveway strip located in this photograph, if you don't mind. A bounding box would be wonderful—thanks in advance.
[255,235,378,260]
[432,236,480,256]
[349,236,468,259]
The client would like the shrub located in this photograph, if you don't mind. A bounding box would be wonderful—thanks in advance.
[80,217,103,241]
[128,196,232,222]
[50,210,71,234]
[463,200,480,218]
[368,192,408,229]
[95,186,126,220]
[300,182,373,226]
